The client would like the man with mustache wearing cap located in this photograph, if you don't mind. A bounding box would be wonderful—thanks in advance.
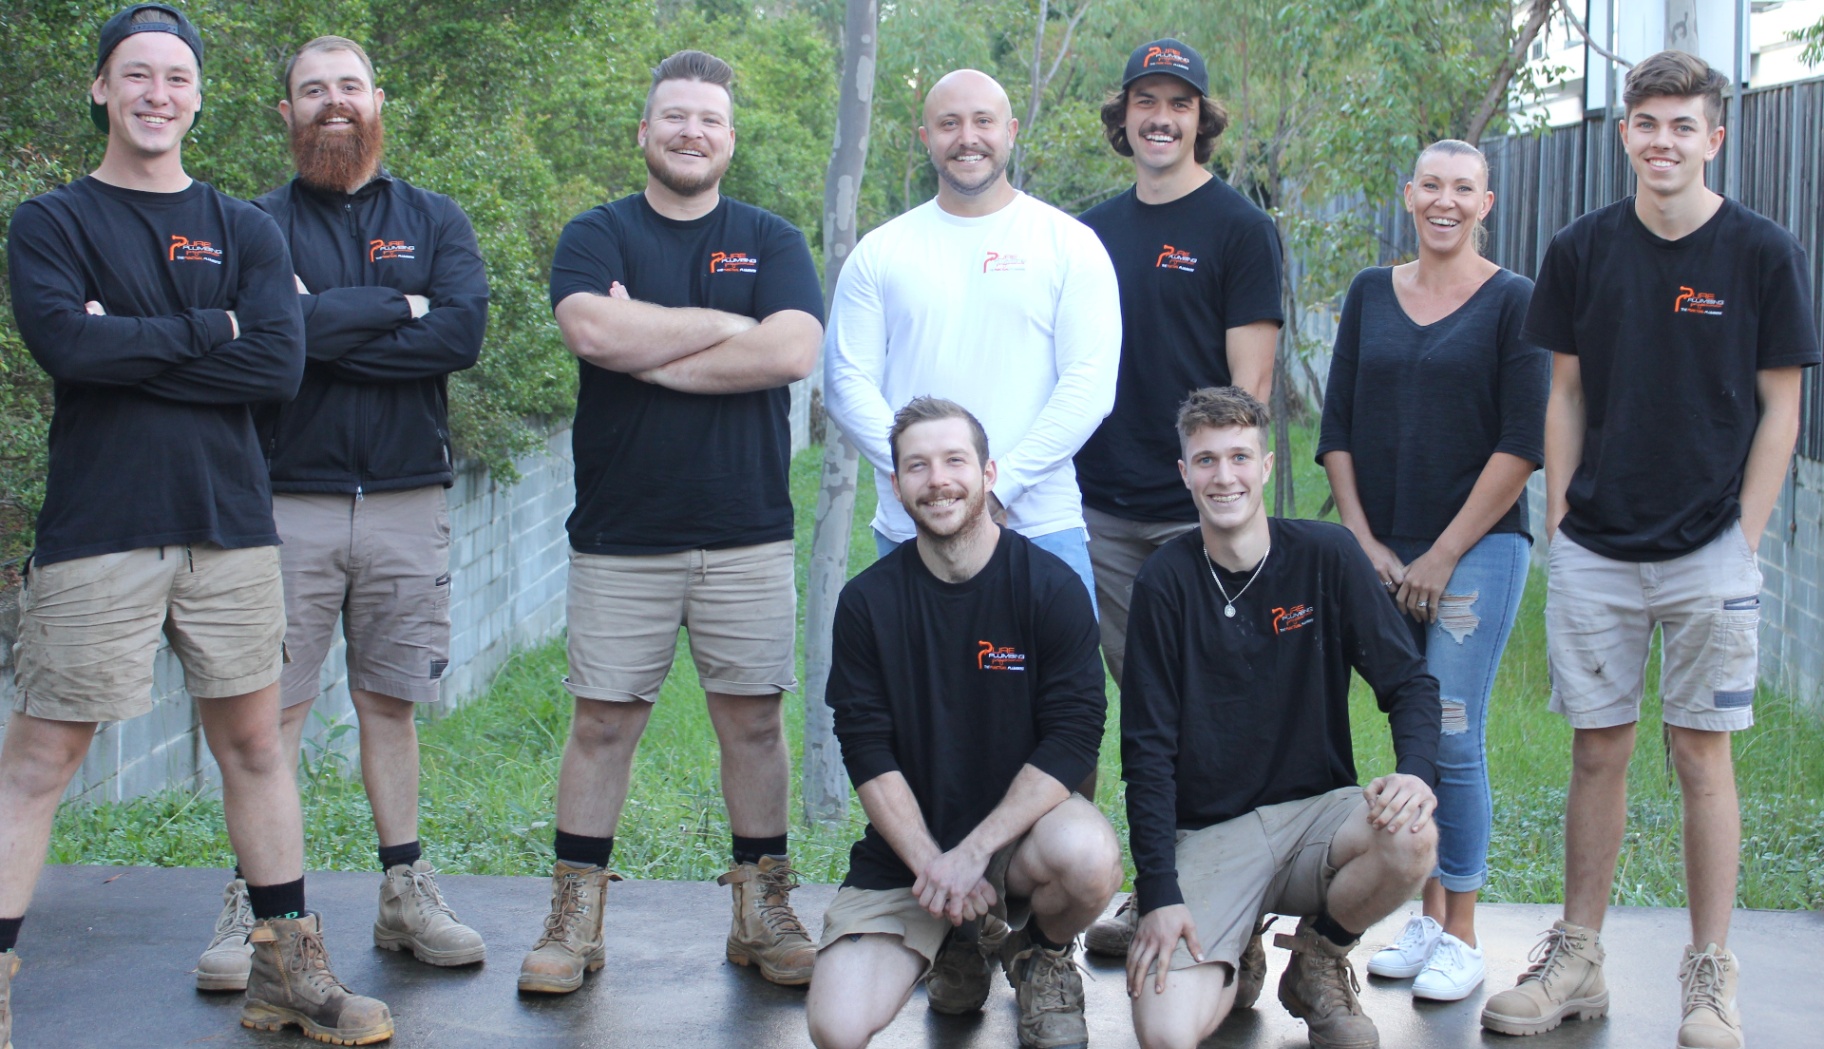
[1,6,391,1045]
[185,34,491,994]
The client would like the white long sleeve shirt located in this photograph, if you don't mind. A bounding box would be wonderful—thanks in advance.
[823,192,1122,542]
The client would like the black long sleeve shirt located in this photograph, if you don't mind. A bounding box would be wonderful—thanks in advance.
[828,530,1105,890]
[1120,519,1441,914]
[252,173,487,492]
[8,177,303,565]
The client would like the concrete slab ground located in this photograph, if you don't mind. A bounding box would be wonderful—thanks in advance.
[7,865,1818,1048]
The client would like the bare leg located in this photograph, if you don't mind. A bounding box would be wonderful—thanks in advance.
[1324,803,1438,934]
[705,692,788,839]
[1003,795,1124,942]
[1667,725,1738,949]
[348,690,421,846]
[1421,878,1480,947]
[553,698,653,837]
[1130,963,1236,1049]
[0,715,98,916]
[197,684,303,886]
[805,933,926,1049]
[1562,723,1636,931]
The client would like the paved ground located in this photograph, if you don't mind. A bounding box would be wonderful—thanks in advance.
[8,865,1818,1047]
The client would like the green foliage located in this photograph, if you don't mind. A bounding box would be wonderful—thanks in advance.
[1795,14,1824,67]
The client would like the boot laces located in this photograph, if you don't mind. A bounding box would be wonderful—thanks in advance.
[1300,940,1363,1015]
[535,871,591,949]
[404,864,460,924]
[1680,950,1731,1020]
[1014,943,1088,1014]
[754,862,811,938]
[1520,926,1578,986]
[207,883,254,949]
[291,926,351,996]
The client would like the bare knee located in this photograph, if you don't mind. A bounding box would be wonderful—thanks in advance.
[806,1009,876,1049]
[1571,725,1636,778]
[1028,803,1122,896]
[1667,725,1733,785]
[350,689,416,725]
[568,699,650,755]
[0,733,92,799]
[711,697,784,751]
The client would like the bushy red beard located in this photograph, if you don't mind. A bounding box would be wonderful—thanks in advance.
[290,103,384,193]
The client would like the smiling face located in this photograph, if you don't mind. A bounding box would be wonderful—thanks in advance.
[1404,149,1492,257]
[891,417,996,542]
[281,47,384,191]
[1123,74,1202,175]
[1621,94,1723,202]
[919,71,1017,199]
[92,32,200,159]
[1179,423,1272,536]
[639,77,735,198]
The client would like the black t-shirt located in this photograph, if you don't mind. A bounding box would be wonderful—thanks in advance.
[827,530,1105,891]
[1525,197,1820,561]
[1120,519,1440,913]
[1316,267,1546,542]
[549,193,823,554]
[1075,179,1284,522]
[8,177,303,565]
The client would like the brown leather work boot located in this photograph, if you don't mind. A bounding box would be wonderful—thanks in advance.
[196,877,254,991]
[517,861,611,994]
[1083,894,1136,957]
[240,913,394,1045]
[1234,919,1271,1010]
[717,856,816,985]
[1003,928,1088,1049]
[373,860,485,966]
[1676,943,1742,1049]
[2,950,19,1049]
[1276,919,1379,1049]
[1480,920,1607,1036]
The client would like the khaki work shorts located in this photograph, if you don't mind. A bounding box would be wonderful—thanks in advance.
[564,540,797,703]
[275,487,452,707]
[12,544,285,722]
[816,840,1030,974]
[1166,786,1364,972]
[1546,523,1762,732]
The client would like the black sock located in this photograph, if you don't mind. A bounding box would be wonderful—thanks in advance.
[246,877,306,921]
[554,829,614,869]
[731,834,788,865]
[0,915,21,952]
[233,864,243,881]
[1027,921,1069,953]
[1311,909,1359,948]
[378,840,422,871]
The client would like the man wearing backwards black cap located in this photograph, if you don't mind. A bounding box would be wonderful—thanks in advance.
[182,33,490,992]
[0,5,390,1045]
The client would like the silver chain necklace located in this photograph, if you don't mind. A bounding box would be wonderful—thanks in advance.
[1204,544,1270,618]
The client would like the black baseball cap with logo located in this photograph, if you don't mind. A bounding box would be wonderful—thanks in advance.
[1122,38,1208,97]
[90,3,205,133]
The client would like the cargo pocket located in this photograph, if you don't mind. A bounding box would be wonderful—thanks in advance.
[1706,600,1759,711]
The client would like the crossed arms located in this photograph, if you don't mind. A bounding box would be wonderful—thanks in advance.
[554,284,821,395]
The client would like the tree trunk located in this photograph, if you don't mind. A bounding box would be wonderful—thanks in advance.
[803,0,880,826]
[1465,0,1556,144]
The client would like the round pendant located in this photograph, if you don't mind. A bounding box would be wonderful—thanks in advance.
[1224,604,1236,618]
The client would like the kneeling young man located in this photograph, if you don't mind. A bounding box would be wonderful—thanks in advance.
[1123,388,1440,1049]
[806,398,1123,1049]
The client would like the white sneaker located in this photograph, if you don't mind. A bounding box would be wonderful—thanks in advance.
[1367,914,1442,979]
[1413,932,1485,1001]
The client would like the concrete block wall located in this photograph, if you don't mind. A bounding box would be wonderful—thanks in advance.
[0,427,575,803]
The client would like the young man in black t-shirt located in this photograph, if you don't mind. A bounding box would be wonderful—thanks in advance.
[0,6,390,1045]
[805,398,1121,1049]
[1075,40,1283,824]
[1481,53,1820,1049]
[520,50,825,995]
[1123,388,1439,1049]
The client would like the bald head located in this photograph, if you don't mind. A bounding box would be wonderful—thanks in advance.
[919,69,1019,211]
[922,69,1012,128]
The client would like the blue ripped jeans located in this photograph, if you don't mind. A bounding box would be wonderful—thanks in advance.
[1386,531,1529,893]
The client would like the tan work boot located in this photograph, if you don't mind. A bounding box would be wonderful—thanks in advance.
[1004,929,1088,1049]
[1234,919,1271,1010]
[240,913,394,1046]
[2,950,19,1049]
[518,861,611,994]
[196,877,254,991]
[717,856,815,985]
[373,860,486,967]
[1480,920,1608,1036]
[1083,894,1136,957]
[1677,943,1742,1049]
[1276,919,1379,1049]
[927,921,993,1015]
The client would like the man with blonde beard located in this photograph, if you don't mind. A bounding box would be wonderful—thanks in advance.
[190,33,491,993]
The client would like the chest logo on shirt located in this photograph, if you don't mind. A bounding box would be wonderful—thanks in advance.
[977,640,1028,671]
[369,239,417,263]
[709,251,759,274]
[1272,604,1315,634]
[983,250,1027,274]
[1155,244,1199,272]
[1673,286,1723,316]
[167,234,223,265]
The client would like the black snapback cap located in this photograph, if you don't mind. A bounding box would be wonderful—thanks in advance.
[90,4,205,133]
[1121,38,1208,96]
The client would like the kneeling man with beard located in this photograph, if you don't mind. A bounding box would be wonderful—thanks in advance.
[806,397,1123,1049]
[192,34,491,992]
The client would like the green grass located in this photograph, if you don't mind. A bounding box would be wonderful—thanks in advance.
[48,427,1824,909]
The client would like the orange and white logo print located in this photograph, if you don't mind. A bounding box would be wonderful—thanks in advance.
[167,234,224,265]
[983,250,1027,274]
[1142,45,1191,72]
[709,251,759,274]
[1272,604,1315,634]
[369,239,417,263]
[977,640,1028,671]
[1673,286,1724,316]
[1156,244,1198,272]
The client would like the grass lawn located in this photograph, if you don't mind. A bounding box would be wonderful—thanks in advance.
[48,427,1824,909]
